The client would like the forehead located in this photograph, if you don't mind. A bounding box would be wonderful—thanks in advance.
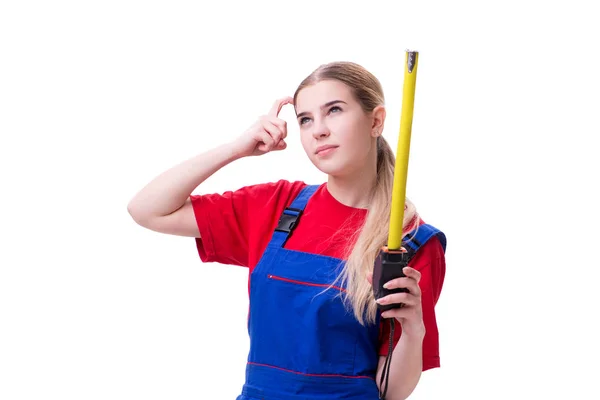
[295,80,354,110]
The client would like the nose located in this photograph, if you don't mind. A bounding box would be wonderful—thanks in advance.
[311,120,330,139]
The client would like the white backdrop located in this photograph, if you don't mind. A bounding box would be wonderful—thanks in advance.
[1,1,599,399]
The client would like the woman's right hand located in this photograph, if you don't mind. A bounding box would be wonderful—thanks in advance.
[232,97,294,157]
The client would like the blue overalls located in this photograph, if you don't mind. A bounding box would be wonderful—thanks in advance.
[237,185,447,400]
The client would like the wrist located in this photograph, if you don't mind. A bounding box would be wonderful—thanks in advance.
[398,321,426,340]
[223,141,248,161]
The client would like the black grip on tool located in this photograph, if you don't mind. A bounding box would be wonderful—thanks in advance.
[373,249,409,312]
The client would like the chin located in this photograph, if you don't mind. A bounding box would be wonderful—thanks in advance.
[310,158,353,177]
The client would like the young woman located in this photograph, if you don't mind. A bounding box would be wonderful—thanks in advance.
[127,61,447,400]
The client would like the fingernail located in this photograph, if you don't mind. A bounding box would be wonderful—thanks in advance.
[383,283,390,289]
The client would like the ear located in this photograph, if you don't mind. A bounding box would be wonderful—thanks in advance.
[370,105,386,138]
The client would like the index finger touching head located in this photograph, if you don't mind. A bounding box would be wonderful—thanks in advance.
[269,96,294,117]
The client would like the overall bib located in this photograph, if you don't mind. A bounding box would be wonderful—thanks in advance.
[236,185,446,400]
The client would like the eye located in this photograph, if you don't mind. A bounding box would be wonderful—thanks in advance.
[299,117,311,125]
[328,106,342,114]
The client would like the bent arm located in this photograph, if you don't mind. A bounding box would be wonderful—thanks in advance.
[127,143,243,237]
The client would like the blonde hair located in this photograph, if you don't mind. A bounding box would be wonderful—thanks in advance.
[294,62,420,325]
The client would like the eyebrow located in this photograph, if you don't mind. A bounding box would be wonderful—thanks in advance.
[296,100,347,119]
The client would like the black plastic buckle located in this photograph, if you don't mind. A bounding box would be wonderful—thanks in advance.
[275,207,303,233]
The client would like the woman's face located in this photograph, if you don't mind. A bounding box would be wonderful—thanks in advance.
[294,80,382,178]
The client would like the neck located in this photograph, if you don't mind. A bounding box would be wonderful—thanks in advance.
[327,158,378,210]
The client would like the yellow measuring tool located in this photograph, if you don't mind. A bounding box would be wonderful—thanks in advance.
[373,49,420,310]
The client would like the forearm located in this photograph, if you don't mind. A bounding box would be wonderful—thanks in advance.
[127,142,242,220]
[384,328,425,400]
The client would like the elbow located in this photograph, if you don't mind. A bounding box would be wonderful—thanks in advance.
[127,200,149,227]
[382,374,421,400]
[385,390,413,400]
[393,380,421,400]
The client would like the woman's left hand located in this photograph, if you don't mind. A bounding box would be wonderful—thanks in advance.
[369,267,426,337]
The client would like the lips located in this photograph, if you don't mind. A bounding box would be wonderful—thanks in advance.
[315,144,338,155]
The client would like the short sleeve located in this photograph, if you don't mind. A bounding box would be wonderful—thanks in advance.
[190,186,253,267]
[378,236,446,371]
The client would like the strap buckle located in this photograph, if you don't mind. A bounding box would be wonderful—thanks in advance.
[275,207,303,233]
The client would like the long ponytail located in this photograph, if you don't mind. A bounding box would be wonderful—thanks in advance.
[339,135,419,325]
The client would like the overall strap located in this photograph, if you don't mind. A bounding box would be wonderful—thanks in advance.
[402,223,447,261]
[268,184,320,248]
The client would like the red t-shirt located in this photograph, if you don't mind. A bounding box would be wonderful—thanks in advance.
[190,179,446,371]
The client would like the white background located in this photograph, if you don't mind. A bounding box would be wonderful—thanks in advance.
[1,0,599,399]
